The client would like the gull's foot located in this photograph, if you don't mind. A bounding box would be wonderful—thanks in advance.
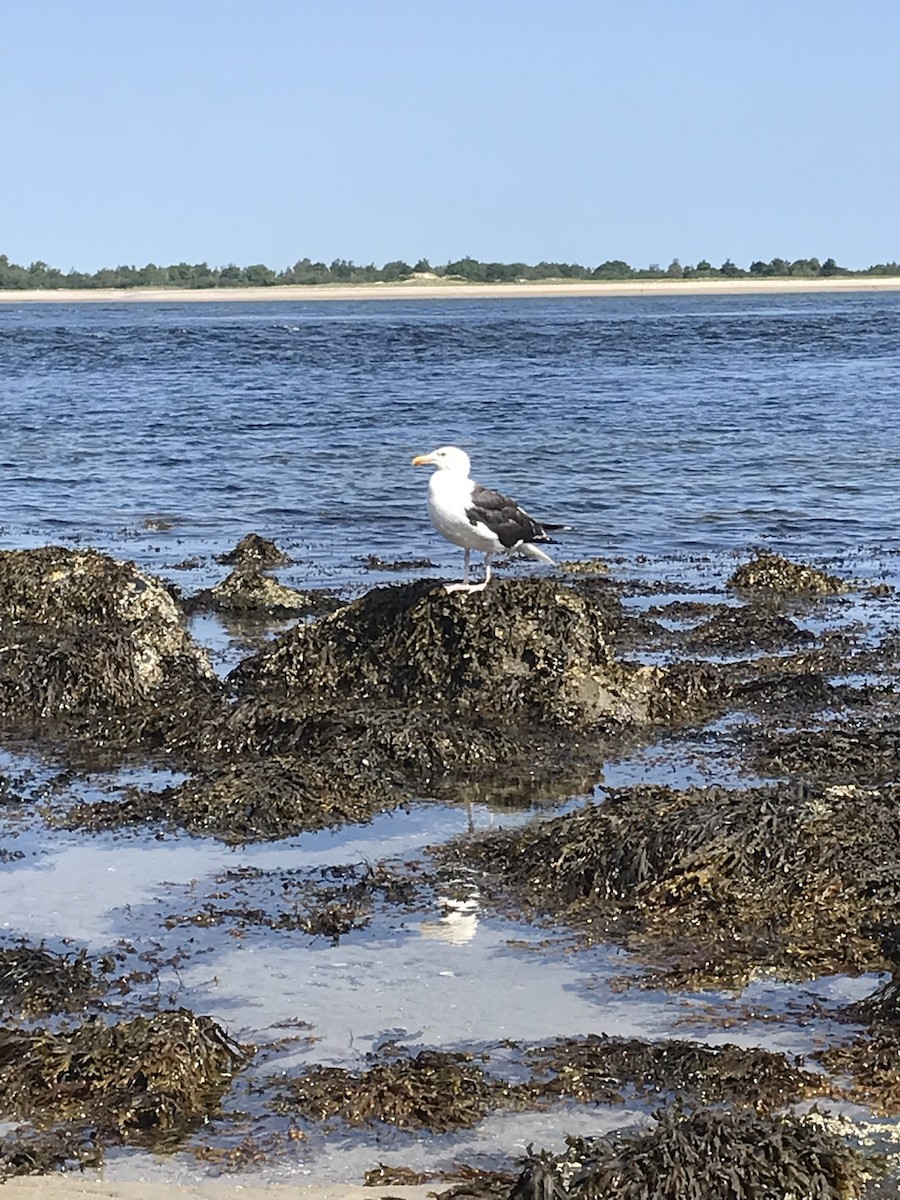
[443,581,488,594]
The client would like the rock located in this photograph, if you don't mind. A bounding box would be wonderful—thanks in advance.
[727,551,848,595]
[186,567,340,617]
[215,533,291,568]
[0,547,220,749]
[232,578,681,729]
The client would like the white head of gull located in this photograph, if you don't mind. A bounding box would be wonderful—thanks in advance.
[411,444,561,593]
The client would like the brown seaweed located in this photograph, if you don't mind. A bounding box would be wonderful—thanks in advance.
[0,945,108,1019]
[266,1048,527,1132]
[62,757,405,843]
[727,550,849,595]
[0,1009,251,1146]
[0,1125,103,1180]
[512,1107,872,1200]
[264,1034,825,1136]
[437,780,900,986]
[525,1034,824,1111]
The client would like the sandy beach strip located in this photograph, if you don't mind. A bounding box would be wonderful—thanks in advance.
[0,1178,438,1200]
[1,276,900,304]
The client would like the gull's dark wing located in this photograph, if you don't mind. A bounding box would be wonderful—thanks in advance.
[467,482,551,549]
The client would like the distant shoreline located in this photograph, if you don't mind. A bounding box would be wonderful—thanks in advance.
[2,276,900,304]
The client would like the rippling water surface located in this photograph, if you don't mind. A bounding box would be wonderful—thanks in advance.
[2,292,900,1186]
[2,292,899,578]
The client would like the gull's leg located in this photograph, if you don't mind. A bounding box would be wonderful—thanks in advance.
[445,547,473,593]
[463,552,492,594]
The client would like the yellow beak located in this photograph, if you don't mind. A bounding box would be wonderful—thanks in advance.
[411,454,432,466]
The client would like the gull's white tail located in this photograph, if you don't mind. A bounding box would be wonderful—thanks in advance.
[518,542,555,566]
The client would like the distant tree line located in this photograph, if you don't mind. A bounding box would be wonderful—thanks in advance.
[1,252,899,290]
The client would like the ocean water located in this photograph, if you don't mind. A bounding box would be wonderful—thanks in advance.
[1,292,899,1184]
[1,291,899,583]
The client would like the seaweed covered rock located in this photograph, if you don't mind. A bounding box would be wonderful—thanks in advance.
[231,578,721,732]
[0,547,221,749]
[216,532,291,568]
[757,718,900,785]
[441,781,900,986]
[816,947,900,1115]
[223,702,540,785]
[213,579,726,801]
[0,1008,250,1145]
[685,603,814,653]
[559,557,610,576]
[727,551,848,595]
[816,1029,900,1115]
[186,567,339,617]
[231,579,624,724]
[515,1108,870,1200]
[730,667,836,717]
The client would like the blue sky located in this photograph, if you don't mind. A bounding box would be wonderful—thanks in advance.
[3,0,898,272]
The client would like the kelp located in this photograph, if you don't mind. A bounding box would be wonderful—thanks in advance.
[510,1108,873,1200]
[0,1009,250,1146]
[0,945,107,1019]
[267,1048,522,1132]
[438,780,900,986]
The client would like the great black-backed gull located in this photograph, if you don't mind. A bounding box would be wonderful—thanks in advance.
[411,445,563,593]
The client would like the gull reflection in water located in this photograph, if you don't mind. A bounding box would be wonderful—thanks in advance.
[418,892,481,946]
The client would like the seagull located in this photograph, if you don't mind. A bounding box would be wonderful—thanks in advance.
[411,445,563,593]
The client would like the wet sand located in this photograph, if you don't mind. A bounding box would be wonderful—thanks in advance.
[0,1181,436,1200]
[2,277,900,303]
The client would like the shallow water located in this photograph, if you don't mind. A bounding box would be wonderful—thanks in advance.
[2,293,900,1185]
